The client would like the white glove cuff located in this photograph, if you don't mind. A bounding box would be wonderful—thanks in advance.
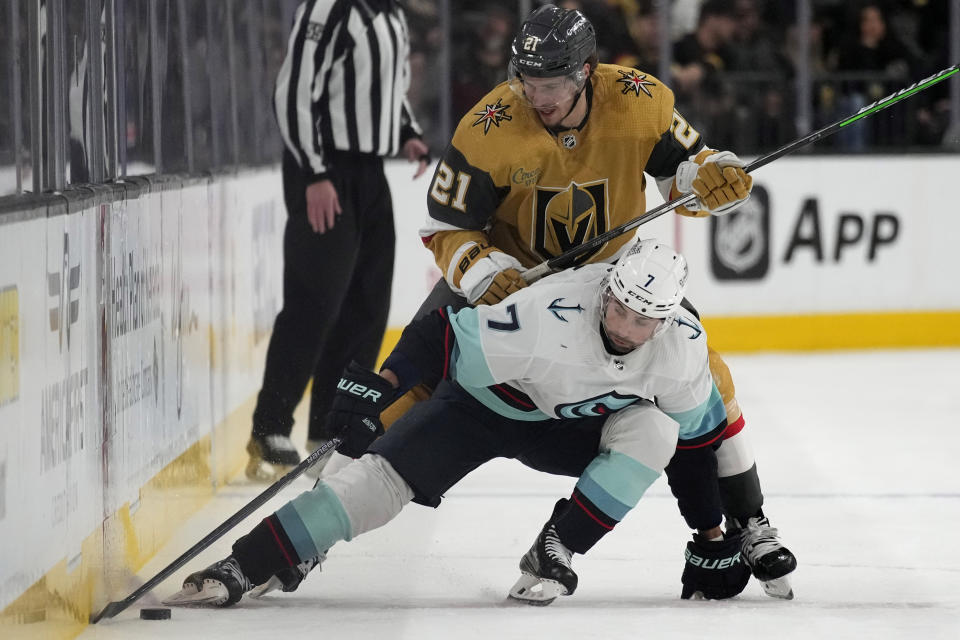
[455,250,524,303]
[703,149,745,168]
[675,160,699,194]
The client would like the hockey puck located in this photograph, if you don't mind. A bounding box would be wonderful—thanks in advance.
[139,607,172,620]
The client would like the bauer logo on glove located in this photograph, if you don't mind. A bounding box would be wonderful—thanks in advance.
[326,361,397,458]
[680,533,751,600]
[684,546,743,570]
[337,378,386,402]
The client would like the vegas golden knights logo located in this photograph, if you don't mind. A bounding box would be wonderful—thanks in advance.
[532,179,608,263]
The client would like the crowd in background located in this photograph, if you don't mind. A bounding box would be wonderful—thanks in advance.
[0,0,956,199]
[404,0,956,155]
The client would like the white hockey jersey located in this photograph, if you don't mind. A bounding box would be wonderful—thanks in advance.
[446,264,726,442]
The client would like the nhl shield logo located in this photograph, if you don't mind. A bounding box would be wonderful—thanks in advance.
[560,133,577,149]
[533,179,608,263]
[710,184,770,280]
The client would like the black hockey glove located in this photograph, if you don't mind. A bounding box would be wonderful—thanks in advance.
[680,533,751,600]
[325,361,397,459]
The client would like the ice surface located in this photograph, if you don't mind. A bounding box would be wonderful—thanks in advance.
[80,350,960,639]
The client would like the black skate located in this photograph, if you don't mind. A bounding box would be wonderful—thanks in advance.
[734,514,797,599]
[249,552,325,598]
[508,524,578,606]
[245,434,301,481]
[163,556,254,607]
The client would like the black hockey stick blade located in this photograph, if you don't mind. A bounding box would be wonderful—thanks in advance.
[522,62,960,282]
[89,437,341,623]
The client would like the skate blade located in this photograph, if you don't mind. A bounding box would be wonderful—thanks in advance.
[760,576,794,600]
[507,572,567,606]
[248,576,284,599]
[162,582,229,607]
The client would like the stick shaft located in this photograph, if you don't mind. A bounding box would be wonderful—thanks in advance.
[525,63,960,279]
[90,438,340,623]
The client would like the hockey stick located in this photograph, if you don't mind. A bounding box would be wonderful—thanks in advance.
[522,63,960,283]
[89,437,341,623]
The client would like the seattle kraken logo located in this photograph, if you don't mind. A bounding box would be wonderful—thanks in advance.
[556,391,641,418]
[673,315,703,339]
[547,298,583,322]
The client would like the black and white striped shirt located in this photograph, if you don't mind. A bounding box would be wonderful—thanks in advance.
[274,0,422,179]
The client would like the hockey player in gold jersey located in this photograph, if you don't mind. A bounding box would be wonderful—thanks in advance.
[316,4,795,598]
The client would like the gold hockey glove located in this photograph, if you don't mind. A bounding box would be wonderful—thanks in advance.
[675,150,752,216]
[477,268,527,306]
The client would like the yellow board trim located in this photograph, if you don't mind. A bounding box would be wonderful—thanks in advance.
[0,396,257,638]
[700,310,960,352]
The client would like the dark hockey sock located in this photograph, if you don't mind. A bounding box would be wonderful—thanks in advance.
[552,489,619,554]
[719,463,764,524]
[231,513,301,585]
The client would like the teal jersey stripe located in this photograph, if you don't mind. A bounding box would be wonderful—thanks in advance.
[576,450,661,520]
[275,502,318,562]
[448,307,550,420]
[447,307,497,388]
[276,482,353,560]
[667,384,726,440]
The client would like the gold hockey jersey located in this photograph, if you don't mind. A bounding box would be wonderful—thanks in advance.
[422,63,708,283]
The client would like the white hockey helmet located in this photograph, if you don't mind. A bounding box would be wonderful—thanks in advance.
[608,239,688,319]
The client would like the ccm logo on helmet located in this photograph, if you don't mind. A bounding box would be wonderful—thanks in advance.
[566,16,587,35]
[684,548,743,569]
[337,379,383,401]
[626,289,653,305]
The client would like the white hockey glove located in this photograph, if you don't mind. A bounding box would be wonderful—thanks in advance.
[449,242,528,305]
[675,150,752,216]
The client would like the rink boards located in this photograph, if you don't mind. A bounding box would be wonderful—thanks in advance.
[1,155,959,634]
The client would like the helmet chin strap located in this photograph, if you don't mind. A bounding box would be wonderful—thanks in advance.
[549,79,589,132]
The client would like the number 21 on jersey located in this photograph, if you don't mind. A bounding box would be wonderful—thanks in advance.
[430,161,471,212]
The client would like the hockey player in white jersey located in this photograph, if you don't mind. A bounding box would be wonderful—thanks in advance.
[166,240,757,608]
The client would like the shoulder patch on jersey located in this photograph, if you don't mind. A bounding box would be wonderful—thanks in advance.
[472,97,513,134]
[615,69,656,98]
[547,298,585,322]
[673,315,703,339]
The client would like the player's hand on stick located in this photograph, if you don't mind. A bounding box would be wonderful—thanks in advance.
[477,268,527,305]
[325,362,397,459]
[675,150,752,216]
[306,179,341,233]
[680,533,751,600]
[453,243,528,305]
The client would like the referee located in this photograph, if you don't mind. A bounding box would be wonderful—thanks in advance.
[247,0,430,480]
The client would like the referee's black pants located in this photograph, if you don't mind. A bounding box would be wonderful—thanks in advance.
[253,149,395,442]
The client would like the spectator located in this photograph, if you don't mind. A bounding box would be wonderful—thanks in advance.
[727,0,796,151]
[451,5,515,120]
[672,0,738,148]
[831,2,915,149]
